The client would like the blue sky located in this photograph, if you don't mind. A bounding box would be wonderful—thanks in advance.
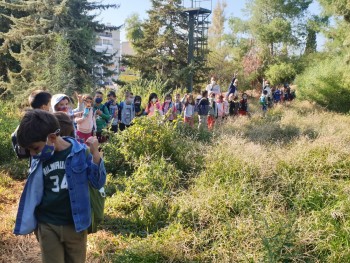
[99,0,323,43]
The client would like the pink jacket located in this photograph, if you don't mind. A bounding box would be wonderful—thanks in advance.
[75,108,96,134]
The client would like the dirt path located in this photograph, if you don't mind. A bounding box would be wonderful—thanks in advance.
[0,178,41,263]
[0,174,107,263]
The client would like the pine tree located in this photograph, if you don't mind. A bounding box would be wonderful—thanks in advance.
[126,0,200,89]
[0,0,119,97]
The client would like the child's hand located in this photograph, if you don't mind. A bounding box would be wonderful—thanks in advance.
[74,112,83,118]
[86,136,99,155]
[75,91,83,104]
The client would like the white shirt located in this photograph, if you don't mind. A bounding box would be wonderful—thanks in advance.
[263,86,272,97]
[184,104,195,118]
[206,83,221,95]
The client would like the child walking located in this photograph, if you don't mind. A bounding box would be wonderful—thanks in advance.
[162,94,177,121]
[75,95,96,143]
[238,93,249,116]
[14,109,106,263]
[197,90,210,130]
[119,93,135,131]
[134,95,145,117]
[145,93,163,117]
[216,94,226,124]
[207,91,218,130]
[93,91,110,143]
[183,94,195,127]
[260,90,268,117]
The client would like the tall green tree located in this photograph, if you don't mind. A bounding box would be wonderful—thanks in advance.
[126,0,189,88]
[225,0,313,85]
[125,0,209,90]
[206,0,236,86]
[0,0,119,97]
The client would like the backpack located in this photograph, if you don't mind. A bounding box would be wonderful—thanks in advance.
[175,101,183,114]
[198,98,210,115]
[208,100,217,116]
[121,103,135,125]
[84,148,106,234]
[11,126,30,159]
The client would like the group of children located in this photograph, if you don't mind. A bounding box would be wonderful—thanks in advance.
[259,80,296,116]
[11,81,296,262]
[49,89,252,136]
[12,90,106,263]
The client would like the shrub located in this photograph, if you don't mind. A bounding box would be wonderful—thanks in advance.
[0,103,20,165]
[296,55,350,113]
[105,156,183,234]
[103,116,204,174]
[266,62,297,85]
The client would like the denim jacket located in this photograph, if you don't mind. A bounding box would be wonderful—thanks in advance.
[14,137,106,235]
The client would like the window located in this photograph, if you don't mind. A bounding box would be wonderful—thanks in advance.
[103,39,112,46]
[96,38,102,46]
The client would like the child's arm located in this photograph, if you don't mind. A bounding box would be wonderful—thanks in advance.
[75,116,84,124]
[85,137,106,189]
[101,106,110,121]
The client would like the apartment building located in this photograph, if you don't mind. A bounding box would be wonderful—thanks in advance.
[94,26,121,85]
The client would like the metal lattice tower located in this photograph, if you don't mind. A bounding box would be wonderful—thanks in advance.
[183,0,212,93]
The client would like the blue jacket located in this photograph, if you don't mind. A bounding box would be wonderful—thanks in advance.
[226,77,237,98]
[14,137,106,235]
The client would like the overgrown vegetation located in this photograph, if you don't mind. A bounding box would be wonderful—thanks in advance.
[86,100,350,262]
[2,97,350,262]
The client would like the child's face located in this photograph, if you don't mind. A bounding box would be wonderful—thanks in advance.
[27,141,45,156]
[27,134,56,156]
[176,94,180,101]
[165,96,171,102]
[56,99,69,112]
[108,95,115,102]
[85,99,92,108]
[94,93,103,104]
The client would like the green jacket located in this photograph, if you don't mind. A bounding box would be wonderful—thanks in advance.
[93,104,110,132]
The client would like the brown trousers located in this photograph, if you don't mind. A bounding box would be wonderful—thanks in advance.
[35,223,87,263]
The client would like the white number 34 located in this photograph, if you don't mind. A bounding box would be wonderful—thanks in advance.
[50,174,68,192]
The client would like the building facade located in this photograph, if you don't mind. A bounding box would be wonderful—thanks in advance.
[94,26,121,85]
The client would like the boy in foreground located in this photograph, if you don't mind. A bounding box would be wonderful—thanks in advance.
[14,109,106,263]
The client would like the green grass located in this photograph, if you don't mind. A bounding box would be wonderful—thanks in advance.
[3,98,350,262]
[85,100,350,262]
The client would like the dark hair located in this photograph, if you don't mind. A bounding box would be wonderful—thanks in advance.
[185,94,195,106]
[148,93,158,103]
[29,90,52,109]
[201,90,208,97]
[134,95,142,103]
[83,94,93,101]
[263,90,268,95]
[107,91,116,97]
[54,112,74,137]
[17,110,60,148]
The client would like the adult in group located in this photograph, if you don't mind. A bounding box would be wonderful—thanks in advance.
[206,76,221,96]
[226,73,238,99]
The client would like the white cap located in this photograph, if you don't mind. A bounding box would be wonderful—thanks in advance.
[196,95,202,100]
[51,94,70,112]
